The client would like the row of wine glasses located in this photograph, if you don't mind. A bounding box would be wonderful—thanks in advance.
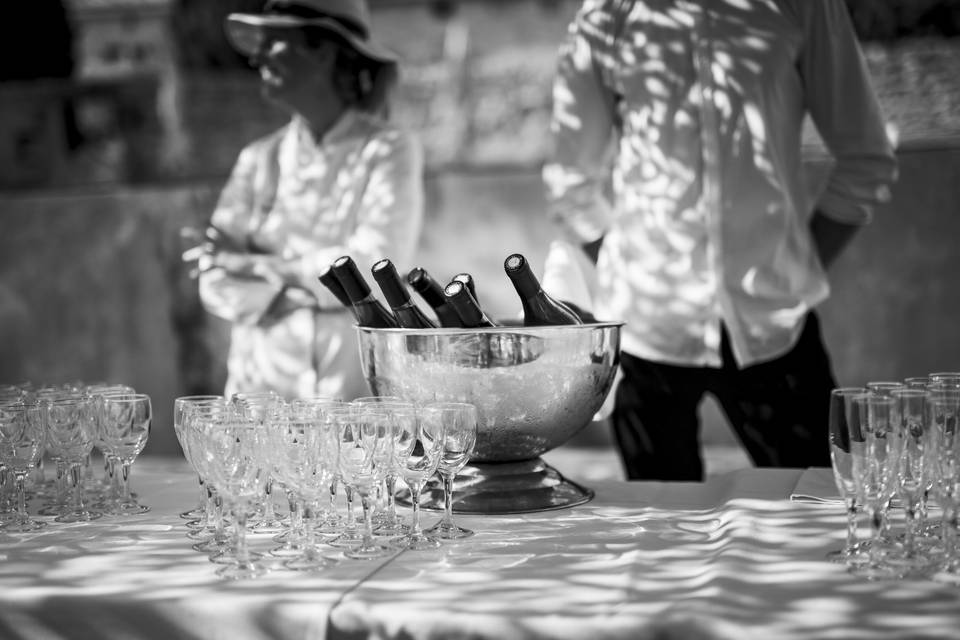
[175,392,478,580]
[0,382,152,531]
[828,371,960,582]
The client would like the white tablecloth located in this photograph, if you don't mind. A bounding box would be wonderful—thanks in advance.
[0,458,957,640]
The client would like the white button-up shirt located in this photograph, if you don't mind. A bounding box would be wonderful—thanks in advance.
[543,0,897,367]
[199,109,423,399]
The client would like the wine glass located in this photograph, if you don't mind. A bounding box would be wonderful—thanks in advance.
[364,400,416,537]
[826,386,867,564]
[181,401,235,556]
[849,392,904,580]
[173,395,223,522]
[335,405,395,559]
[34,388,80,518]
[325,405,364,549]
[98,393,152,514]
[425,402,478,540]
[0,403,47,532]
[232,391,284,532]
[929,372,960,388]
[46,395,101,523]
[84,384,135,494]
[397,405,446,549]
[269,402,339,571]
[887,387,937,573]
[930,386,960,583]
[196,413,271,580]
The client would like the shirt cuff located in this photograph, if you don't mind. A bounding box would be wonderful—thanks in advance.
[815,191,883,226]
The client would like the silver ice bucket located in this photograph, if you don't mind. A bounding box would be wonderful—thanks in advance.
[356,322,622,513]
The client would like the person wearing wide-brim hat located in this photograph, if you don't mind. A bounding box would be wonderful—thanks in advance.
[224,0,400,118]
[194,0,424,402]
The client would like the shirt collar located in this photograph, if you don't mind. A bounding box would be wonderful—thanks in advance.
[293,108,361,148]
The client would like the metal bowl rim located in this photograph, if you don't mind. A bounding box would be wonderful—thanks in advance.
[355,321,624,336]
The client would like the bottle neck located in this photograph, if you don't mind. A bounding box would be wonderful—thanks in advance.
[445,281,493,327]
[505,260,540,299]
[372,260,413,309]
[333,257,372,304]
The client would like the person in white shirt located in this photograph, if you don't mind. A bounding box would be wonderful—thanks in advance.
[543,0,897,480]
[195,0,423,401]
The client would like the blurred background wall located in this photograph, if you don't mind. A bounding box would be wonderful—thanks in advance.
[1,0,959,458]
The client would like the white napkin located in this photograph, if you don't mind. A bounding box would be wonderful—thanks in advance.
[789,467,844,504]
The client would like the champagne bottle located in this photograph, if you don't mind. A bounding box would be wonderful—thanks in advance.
[503,253,582,326]
[451,272,479,305]
[443,280,497,328]
[371,258,437,329]
[407,267,462,327]
[318,263,358,321]
[331,255,399,328]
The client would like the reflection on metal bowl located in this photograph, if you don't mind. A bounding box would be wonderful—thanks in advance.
[356,322,622,513]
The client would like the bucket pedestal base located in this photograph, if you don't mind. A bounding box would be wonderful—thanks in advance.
[410,458,594,514]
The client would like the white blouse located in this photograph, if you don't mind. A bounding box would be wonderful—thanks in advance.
[199,109,424,400]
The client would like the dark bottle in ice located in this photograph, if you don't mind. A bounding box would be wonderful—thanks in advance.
[503,253,582,326]
[371,258,438,329]
[318,263,358,321]
[443,280,497,328]
[407,267,462,327]
[331,255,398,328]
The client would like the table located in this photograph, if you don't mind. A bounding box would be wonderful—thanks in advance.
[1,458,958,640]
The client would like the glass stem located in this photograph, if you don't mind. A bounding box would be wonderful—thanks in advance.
[944,506,959,570]
[15,472,29,521]
[902,496,920,557]
[868,504,885,567]
[204,485,217,532]
[361,493,375,545]
[843,497,858,555]
[302,503,317,555]
[288,495,304,542]
[55,460,68,505]
[70,462,84,513]
[119,461,133,505]
[261,479,276,523]
[196,476,207,510]
[213,492,229,545]
[107,456,120,501]
[327,478,337,514]
[442,473,454,525]
[384,475,398,521]
[344,484,356,529]
[233,505,250,566]
[917,487,930,532]
[409,481,423,535]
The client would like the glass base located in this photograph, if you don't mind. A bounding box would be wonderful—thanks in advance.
[402,531,442,550]
[216,560,271,580]
[414,459,593,514]
[55,509,102,523]
[328,530,364,548]
[426,520,473,540]
[1,517,47,532]
[344,541,395,560]
[374,520,410,537]
[849,562,906,581]
[284,551,336,572]
[269,540,307,558]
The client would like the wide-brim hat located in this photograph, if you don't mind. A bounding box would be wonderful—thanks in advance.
[225,0,398,66]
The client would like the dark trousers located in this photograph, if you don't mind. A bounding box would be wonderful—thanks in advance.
[611,313,836,481]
